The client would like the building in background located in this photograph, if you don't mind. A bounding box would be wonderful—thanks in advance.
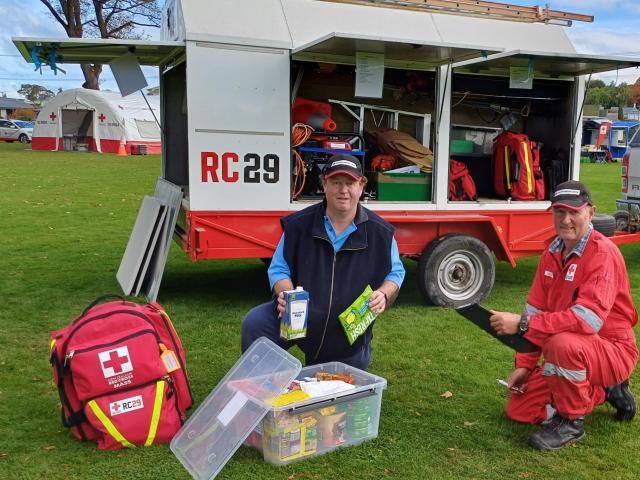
[0,96,36,120]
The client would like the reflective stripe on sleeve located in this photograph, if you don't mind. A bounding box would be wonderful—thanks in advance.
[144,380,165,446]
[571,304,603,333]
[543,362,587,381]
[524,303,541,315]
[87,400,135,448]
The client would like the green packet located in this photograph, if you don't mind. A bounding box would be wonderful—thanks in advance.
[338,285,379,345]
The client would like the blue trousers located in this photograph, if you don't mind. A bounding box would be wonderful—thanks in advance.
[241,301,372,371]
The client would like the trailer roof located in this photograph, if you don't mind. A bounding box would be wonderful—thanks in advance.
[166,0,577,55]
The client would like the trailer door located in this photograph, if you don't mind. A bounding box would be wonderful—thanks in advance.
[12,37,185,66]
[452,50,640,175]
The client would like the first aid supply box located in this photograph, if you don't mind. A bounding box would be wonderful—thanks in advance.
[247,361,387,466]
[170,338,302,480]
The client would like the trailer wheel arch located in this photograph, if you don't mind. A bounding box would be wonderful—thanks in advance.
[417,233,495,307]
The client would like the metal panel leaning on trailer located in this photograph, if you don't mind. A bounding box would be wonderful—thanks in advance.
[13,0,640,307]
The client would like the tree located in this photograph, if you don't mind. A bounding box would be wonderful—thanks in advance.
[629,84,640,108]
[585,82,630,110]
[39,1,161,90]
[18,84,55,106]
[588,79,606,89]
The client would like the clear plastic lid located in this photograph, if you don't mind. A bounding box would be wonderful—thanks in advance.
[170,337,302,479]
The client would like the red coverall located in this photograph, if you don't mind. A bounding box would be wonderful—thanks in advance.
[507,228,638,423]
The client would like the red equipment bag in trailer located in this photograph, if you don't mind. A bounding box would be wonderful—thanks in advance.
[49,295,193,450]
[493,132,545,200]
[448,158,478,201]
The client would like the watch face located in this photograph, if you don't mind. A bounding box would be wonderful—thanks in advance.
[519,316,528,333]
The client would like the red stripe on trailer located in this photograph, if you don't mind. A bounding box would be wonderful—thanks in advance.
[178,209,561,265]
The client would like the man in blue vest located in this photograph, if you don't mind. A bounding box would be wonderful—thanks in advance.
[241,154,405,370]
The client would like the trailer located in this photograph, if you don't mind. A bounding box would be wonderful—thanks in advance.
[13,0,640,306]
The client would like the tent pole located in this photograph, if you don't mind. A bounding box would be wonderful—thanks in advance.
[140,91,162,134]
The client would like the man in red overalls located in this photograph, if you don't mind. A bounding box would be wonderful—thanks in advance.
[490,180,637,450]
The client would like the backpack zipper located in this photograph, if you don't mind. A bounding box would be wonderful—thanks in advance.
[62,309,157,359]
[65,329,160,367]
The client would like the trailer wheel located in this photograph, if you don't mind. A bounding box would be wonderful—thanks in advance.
[417,234,495,307]
[614,210,630,232]
[592,213,616,237]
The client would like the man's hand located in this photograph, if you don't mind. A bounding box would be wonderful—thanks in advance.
[272,278,294,320]
[368,290,387,314]
[507,367,531,394]
[489,310,520,335]
[275,291,286,319]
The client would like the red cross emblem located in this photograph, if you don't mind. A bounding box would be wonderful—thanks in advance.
[98,346,132,378]
[98,113,106,122]
[49,112,57,121]
[102,350,129,374]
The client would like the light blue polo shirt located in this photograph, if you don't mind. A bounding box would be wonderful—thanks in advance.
[268,215,405,290]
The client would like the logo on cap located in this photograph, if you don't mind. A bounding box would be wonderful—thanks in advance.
[330,159,358,169]
[553,189,581,199]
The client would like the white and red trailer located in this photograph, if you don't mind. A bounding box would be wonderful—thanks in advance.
[14,0,640,305]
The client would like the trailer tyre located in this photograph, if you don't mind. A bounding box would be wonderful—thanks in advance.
[614,210,630,232]
[417,234,495,307]
[592,213,616,237]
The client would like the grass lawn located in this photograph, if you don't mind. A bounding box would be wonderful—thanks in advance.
[1,141,639,479]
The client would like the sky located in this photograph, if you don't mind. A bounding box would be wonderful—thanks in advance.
[0,0,640,99]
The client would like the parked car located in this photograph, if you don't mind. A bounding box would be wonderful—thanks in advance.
[0,119,33,143]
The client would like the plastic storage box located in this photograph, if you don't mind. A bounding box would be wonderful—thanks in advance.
[370,172,432,201]
[248,362,387,466]
[170,338,302,480]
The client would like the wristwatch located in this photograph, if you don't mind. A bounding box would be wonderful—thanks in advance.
[518,314,529,336]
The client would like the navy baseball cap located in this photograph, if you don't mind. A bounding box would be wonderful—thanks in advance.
[549,180,593,210]
[323,154,364,180]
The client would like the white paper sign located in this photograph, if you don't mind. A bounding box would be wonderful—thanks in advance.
[355,52,385,98]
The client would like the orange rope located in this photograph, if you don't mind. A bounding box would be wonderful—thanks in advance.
[291,123,314,199]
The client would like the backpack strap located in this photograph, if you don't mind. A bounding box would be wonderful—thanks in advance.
[82,294,127,316]
[520,139,533,194]
[145,380,166,446]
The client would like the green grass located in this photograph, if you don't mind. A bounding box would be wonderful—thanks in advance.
[1,141,639,479]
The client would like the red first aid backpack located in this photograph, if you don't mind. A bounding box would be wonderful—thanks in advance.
[448,159,478,201]
[493,132,545,200]
[50,296,193,450]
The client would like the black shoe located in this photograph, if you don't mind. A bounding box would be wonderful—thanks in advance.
[605,380,636,421]
[529,415,586,451]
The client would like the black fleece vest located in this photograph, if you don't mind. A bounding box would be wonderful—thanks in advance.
[281,201,394,362]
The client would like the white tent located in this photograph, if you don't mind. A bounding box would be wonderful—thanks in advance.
[33,88,161,154]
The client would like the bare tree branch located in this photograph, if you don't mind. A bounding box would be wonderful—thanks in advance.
[38,0,161,88]
[39,0,69,31]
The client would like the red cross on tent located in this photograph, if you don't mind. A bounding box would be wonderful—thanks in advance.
[98,113,106,122]
[102,350,129,374]
[49,112,56,121]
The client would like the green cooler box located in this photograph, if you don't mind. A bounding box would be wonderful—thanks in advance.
[370,172,432,201]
